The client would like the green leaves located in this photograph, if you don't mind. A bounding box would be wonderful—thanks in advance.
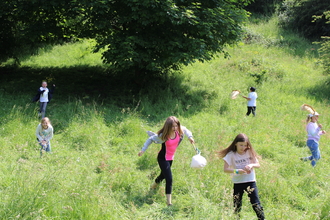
[93,0,250,74]
[0,0,250,75]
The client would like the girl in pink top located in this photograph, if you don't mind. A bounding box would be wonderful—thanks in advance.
[138,116,195,206]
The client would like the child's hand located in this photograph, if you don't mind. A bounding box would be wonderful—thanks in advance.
[138,151,144,156]
[238,169,247,174]
[189,138,195,144]
[244,165,253,174]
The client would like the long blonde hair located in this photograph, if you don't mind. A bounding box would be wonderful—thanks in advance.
[157,116,183,141]
[41,117,51,129]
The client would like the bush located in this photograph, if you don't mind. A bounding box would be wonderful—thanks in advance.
[278,0,330,40]
[245,0,283,15]
[315,11,330,74]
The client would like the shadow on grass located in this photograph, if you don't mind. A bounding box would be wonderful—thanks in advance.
[307,78,330,103]
[0,65,219,126]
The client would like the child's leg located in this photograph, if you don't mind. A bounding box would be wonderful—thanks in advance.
[247,182,265,220]
[40,102,48,118]
[246,107,252,116]
[45,141,51,153]
[251,106,256,116]
[156,160,173,194]
[307,140,321,167]
[233,183,244,214]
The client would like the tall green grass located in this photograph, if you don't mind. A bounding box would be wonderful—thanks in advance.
[1,16,330,219]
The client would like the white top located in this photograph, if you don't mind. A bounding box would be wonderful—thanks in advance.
[307,122,323,142]
[39,87,49,102]
[36,124,53,142]
[247,92,257,106]
[223,150,258,183]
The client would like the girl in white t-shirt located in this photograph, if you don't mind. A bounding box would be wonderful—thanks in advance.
[219,133,265,220]
[37,81,55,118]
[242,87,257,116]
[36,117,54,157]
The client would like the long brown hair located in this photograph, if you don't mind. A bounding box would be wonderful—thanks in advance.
[157,116,183,141]
[218,133,258,159]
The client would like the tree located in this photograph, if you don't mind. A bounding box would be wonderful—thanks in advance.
[88,0,251,75]
[0,0,83,63]
[315,11,330,74]
[0,0,252,76]
[279,0,330,40]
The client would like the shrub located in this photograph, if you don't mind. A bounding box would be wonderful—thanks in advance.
[278,0,330,40]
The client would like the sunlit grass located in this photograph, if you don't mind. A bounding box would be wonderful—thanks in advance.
[0,16,330,219]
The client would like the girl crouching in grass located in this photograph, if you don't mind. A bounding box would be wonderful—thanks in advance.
[36,117,53,157]
[138,116,195,206]
[219,133,265,220]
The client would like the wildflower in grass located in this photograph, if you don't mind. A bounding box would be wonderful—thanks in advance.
[138,116,195,206]
[219,133,265,220]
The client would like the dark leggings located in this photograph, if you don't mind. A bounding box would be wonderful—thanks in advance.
[233,182,265,220]
[155,159,173,194]
[246,106,256,116]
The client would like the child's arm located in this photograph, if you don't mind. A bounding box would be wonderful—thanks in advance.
[45,126,54,142]
[138,134,163,156]
[36,125,43,142]
[223,161,247,174]
[242,96,251,100]
[181,126,195,144]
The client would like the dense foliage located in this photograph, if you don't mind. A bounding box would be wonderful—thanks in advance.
[245,0,283,15]
[0,0,252,75]
[89,0,251,75]
[0,0,82,63]
[278,0,330,40]
[316,11,330,74]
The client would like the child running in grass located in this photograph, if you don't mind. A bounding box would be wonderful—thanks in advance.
[36,117,54,157]
[300,112,326,167]
[242,87,257,116]
[138,116,195,206]
[219,133,265,220]
[32,81,55,118]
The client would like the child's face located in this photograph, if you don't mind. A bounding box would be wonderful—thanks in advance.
[42,82,47,88]
[236,141,248,154]
[172,122,178,132]
[311,115,319,122]
[42,121,48,129]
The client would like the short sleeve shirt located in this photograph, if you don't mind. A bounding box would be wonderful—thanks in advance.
[223,150,258,183]
[247,92,257,107]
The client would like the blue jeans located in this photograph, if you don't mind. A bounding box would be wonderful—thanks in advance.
[39,102,48,118]
[39,141,51,157]
[306,140,320,167]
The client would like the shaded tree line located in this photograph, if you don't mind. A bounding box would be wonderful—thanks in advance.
[0,0,252,76]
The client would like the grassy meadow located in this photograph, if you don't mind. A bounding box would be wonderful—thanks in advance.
[1,16,330,219]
